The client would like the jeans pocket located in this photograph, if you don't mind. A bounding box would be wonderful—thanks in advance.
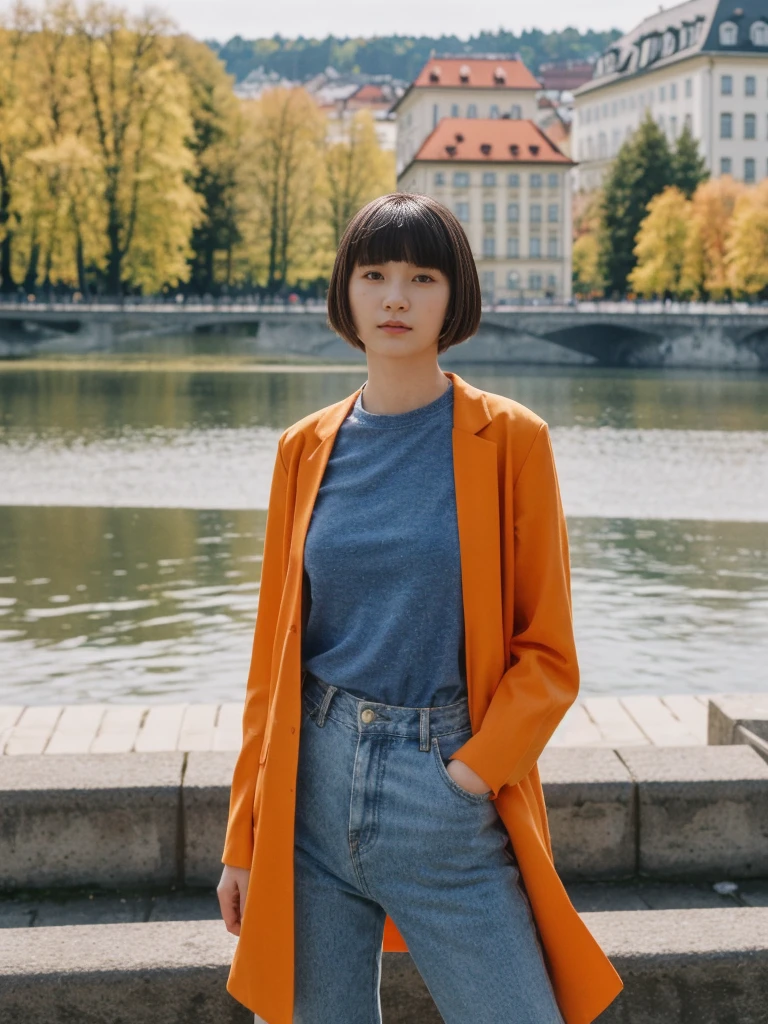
[432,733,494,804]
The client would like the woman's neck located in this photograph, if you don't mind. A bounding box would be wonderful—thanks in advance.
[360,360,451,416]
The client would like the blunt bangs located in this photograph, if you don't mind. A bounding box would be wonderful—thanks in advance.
[327,192,482,355]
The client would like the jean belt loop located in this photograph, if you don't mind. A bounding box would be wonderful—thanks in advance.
[419,707,431,752]
[315,683,337,728]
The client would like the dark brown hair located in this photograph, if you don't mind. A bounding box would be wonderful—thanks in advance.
[327,192,481,354]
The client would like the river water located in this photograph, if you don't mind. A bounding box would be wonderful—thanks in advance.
[0,353,766,704]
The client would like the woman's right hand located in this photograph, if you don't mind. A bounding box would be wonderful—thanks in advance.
[217,864,251,936]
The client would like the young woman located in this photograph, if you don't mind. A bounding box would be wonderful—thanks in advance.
[217,193,624,1024]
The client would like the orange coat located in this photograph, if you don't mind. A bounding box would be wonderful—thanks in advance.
[222,369,624,1023]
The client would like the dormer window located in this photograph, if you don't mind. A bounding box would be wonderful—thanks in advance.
[445,144,457,157]
[662,29,677,57]
[750,19,768,46]
[529,144,540,156]
[459,63,471,83]
[493,66,506,84]
[429,66,441,83]
[509,143,519,157]
[454,132,464,143]
[719,20,738,45]
[480,143,492,155]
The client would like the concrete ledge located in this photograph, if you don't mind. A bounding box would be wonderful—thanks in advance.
[0,910,767,1023]
[709,694,768,766]
[616,745,768,879]
[0,753,184,889]
[182,752,237,887]
[2,746,768,891]
[538,747,636,880]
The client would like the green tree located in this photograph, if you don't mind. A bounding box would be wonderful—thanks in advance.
[599,111,674,296]
[672,122,708,199]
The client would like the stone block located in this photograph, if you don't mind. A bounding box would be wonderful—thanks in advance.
[539,747,636,880]
[0,752,184,890]
[617,745,768,879]
[182,751,237,886]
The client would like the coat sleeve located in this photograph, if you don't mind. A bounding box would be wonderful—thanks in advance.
[221,435,289,868]
[450,421,579,799]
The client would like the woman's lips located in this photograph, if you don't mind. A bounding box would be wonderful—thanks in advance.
[378,325,412,334]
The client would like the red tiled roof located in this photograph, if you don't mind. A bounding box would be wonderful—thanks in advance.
[353,84,387,102]
[412,57,541,91]
[410,118,573,166]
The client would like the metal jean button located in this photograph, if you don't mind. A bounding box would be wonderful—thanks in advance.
[361,708,375,724]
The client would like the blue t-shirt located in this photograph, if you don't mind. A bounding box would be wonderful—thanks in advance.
[301,379,468,708]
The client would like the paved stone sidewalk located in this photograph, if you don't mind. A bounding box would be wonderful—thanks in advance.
[0,692,716,756]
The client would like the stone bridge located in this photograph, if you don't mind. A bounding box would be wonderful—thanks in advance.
[1,301,767,368]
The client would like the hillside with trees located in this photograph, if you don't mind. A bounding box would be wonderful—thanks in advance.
[208,28,622,84]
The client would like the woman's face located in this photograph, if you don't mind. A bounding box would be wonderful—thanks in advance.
[347,260,451,361]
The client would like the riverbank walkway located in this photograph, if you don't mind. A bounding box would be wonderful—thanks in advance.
[0,691,712,755]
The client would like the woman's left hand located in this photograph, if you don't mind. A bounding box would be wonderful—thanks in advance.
[447,757,492,796]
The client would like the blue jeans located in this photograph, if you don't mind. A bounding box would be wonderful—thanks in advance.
[288,670,565,1024]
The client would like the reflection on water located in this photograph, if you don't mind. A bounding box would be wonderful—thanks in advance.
[0,506,765,702]
[0,360,766,703]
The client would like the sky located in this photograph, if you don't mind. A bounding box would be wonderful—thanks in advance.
[112,0,660,43]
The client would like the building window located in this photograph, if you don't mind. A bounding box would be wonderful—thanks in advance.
[507,236,519,258]
[720,74,733,96]
[480,270,495,295]
[455,201,470,222]
[670,82,677,100]
[507,270,520,290]
[745,113,757,139]
[507,172,520,188]
[685,78,692,97]
[482,236,496,257]
[745,75,756,97]
[451,103,459,117]
[750,20,768,46]
[434,172,445,186]
[530,236,541,258]
[659,85,666,101]
[547,203,559,222]
[507,202,519,222]
[530,204,542,223]
[547,236,558,257]
[467,103,477,118]
[670,115,678,139]
[432,103,439,128]
[528,272,542,291]
[483,202,496,222]
[453,171,470,187]
[547,274,557,289]
[482,172,497,187]
[684,112,693,130]
[530,173,542,189]
[510,104,522,119]
[720,156,732,175]
[490,104,499,118]
[744,157,756,183]
[720,112,733,138]
[547,172,558,188]
[719,21,738,46]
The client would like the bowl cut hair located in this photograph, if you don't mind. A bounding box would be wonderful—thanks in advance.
[327,192,482,354]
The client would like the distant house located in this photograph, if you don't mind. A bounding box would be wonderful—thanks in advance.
[573,0,768,190]
[390,55,542,177]
[397,116,575,303]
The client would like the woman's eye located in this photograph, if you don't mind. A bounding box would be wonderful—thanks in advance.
[364,271,383,280]
[414,274,434,283]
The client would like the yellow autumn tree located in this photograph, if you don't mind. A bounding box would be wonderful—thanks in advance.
[75,3,203,293]
[237,87,327,291]
[682,175,745,300]
[724,179,768,297]
[629,186,691,298]
[571,189,604,297]
[323,109,395,249]
[0,3,39,293]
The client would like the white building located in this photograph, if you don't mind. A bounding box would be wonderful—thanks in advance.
[391,56,542,177]
[573,0,768,190]
[397,118,574,303]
